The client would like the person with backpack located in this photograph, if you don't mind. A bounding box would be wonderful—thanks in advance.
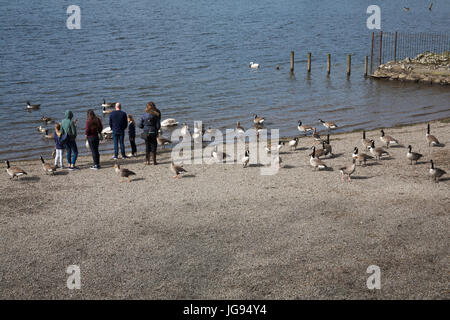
[85,109,103,170]
[139,101,161,165]
[61,110,78,170]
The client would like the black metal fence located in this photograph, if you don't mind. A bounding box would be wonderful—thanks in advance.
[370,31,450,74]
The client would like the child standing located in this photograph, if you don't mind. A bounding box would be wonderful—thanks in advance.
[53,123,66,168]
[127,115,137,157]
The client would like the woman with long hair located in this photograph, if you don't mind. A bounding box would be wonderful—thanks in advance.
[139,101,161,165]
[85,109,103,169]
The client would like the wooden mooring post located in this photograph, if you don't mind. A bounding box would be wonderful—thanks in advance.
[347,54,351,76]
[327,54,331,74]
[364,55,368,77]
[307,52,311,72]
[290,51,294,73]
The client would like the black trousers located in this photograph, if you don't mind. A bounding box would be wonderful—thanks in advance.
[145,133,157,154]
[88,136,100,166]
[129,137,137,154]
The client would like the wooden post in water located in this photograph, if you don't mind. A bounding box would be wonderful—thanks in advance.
[364,55,368,77]
[290,51,294,73]
[347,54,351,76]
[327,54,331,75]
[307,52,311,72]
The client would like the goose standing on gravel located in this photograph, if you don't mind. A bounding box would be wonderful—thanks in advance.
[249,62,260,69]
[429,160,446,183]
[40,156,56,175]
[380,129,399,148]
[406,145,423,165]
[309,142,326,158]
[362,130,372,150]
[242,149,250,168]
[288,137,299,151]
[426,123,440,147]
[309,146,327,170]
[297,121,313,135]
[253,114,264,124]
[5,160,27,180]
[161,118,178,127]
[312,127,321,141]
[339,159,356,182]
[318,119,338,131]
[114,162,136,183]
[352,147,373,166]
[368,140,389,160]
[324,134,333,157]
[170,161,187,178]
[26,101,40,110]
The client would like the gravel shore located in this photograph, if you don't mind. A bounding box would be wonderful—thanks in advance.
[0,120,449,299]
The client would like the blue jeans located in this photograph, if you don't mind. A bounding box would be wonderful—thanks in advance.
[113,132,126,158]
[65,139,78,166]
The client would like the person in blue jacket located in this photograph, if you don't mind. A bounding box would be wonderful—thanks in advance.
[109,103,128,159]
[139,101,161,165]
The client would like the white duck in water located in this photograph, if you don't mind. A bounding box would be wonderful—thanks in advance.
[249,62,260,69]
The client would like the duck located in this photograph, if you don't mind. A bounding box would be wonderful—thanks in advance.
[44,129,53,139]
[180,123,189,136]
[242,149,250,168]
[26,101,40,110]
[212,146,228,163]
[157,135,172,149]
[368,140,389,160]
[380,129,398,148]
[5,160,27,180]
[406,145,423,165]
[362,130,372,150]
[41,116,53,123]
[102,106,114,114]
[253,114,265,124]
[352,147,373,166]
[318,119,338,130]
[297,120,313,135]
[170,161,187,178]
[339,159,356,182]
[309,146,327,171]
[114,162,136,183]
[312,127,321,141]
[288,137,299,151]
[102,99,116,108]
[235,121,245,135]
[37,126,46,133]
[429,160,446,183]
[40,156,56,174]
[426,123,440,147]
[249,62,260,69]
[161,118,179,127]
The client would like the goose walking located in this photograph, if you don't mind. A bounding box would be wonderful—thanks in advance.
[26,101,40,110]
[318,119,337,131]
[297,121,313,135]
[429,160,446,183]
[368,140,389,160]
[114,162,136,183]
[406,145,423,165]
[170,161,187,178]
[362,130,372,150]
[352,147,373,166]
[426,123,440,147]
[310,146,327,170]
[380,129,398,148]
[40,156,56,175]
[5,160,27,180]
[339,159,356,182]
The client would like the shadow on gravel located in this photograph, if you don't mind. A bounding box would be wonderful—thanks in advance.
[18,176,40,182]
[351,176,373,180]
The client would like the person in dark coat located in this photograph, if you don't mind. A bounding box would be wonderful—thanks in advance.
[109,103,128,159]
[139,101,161,165]
[127,115,137,157]
[85,109,103,169]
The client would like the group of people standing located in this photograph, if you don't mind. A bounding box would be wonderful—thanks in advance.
[52,101,162,170]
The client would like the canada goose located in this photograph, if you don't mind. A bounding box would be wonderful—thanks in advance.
[404,7,410,11]
[236,121,245,135]
[297,120,313,135]
[429,160,446,183]
[380,129,398,148]
[318,119,337,130]
[352,147,373,166]
[157,136,172,149]
[362,130,372,150]
[40,156,56,174]
[253,114,264,124]
[26,101,40,110]
[102,106,114,114]
[368,140,389,160]
[309,142,327,158]
[288,137,299,151]
[249,62,260,69]
[212,146,228,163]
[429,3,433,11]
[170,161,187,178]
[407,145,423,165]
[114,162,135,183]
[242,149,250,168]
[41,116,53,123]
[324,134,333,156]
[426,123,440,146]
[312,127,321,141]
[161,118,178,127]
[44,129,53,139]
[253,123,264,137]
[265,141,284,153]
[5,160,27,180]
[310,146,327,170]
[102,99,116,108]
[340,159,356,182]
[37,126,46,133]
[180,123,189,136]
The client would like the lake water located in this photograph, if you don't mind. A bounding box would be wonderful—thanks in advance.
[1,0,449,160]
